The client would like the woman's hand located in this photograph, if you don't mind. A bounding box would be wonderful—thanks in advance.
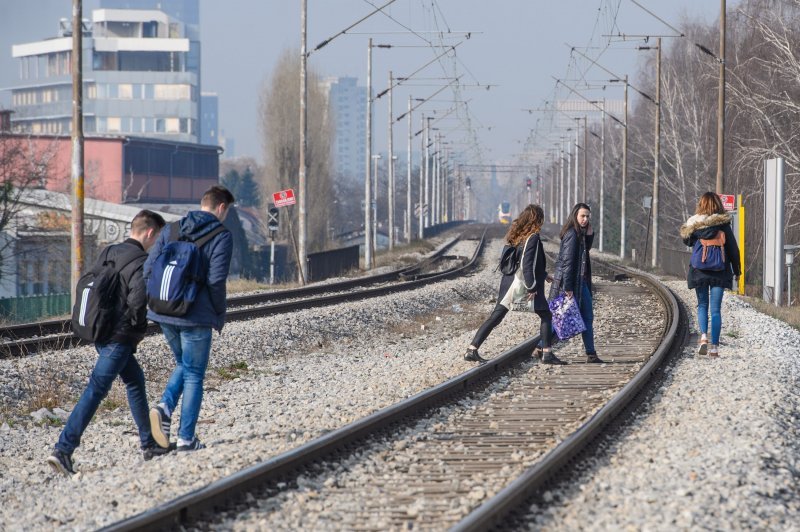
[527,292,536,301]
[565,290,573,298]
[546,275,554,283]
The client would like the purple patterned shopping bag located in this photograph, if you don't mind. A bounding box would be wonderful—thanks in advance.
[548,292,586,341]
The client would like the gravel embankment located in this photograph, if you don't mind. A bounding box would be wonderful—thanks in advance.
[1,240,797,531]
[523,265,800,531]
[225,275,663,530]
[0,238,502,530]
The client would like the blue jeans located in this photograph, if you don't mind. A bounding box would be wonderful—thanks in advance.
[695,285,724,345]
[57,343,154,455]
[160,324,212,442]
[578,283,596,354]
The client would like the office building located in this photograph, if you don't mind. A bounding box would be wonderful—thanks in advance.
[324,77,367,185]
[8,8,199,143]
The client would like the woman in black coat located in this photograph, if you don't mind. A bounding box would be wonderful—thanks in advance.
[465,204,562,364]
[543,202,602,363]
[679,192,741,357]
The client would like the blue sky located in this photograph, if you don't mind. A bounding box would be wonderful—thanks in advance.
[0,0,724,162]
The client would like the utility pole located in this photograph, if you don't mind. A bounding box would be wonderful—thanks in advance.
[298,0,308,284]
[566,137,572,212]
[716,0,726,194]
[433,134,439,225]
[424,117,431,228]
[364,39,373,268]
[599,99,606,253]
[387,71,395,250]
[652,37,662,268]
[574,119,579,206]
[70,0,84,305]
[548,152,555,223]
[406,95,412,242]
[559,141,565,222]
[621,75,629,260]
[582,116,587,202]
[419,113,425,237]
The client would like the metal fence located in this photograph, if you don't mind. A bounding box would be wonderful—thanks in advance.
[423,221,469,239]
[306,245,360,282]
[0,293,71,323]
[660,246,690,279]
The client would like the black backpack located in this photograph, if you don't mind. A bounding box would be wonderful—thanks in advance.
[71,245,144,343]
[499,244,521,275]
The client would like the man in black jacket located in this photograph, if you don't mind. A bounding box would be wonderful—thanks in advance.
[47,210,167,476]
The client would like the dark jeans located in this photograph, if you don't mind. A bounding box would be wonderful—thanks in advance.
[470,304,553,350]
[470,304,508,349]
[578,283,596,354]
[56,342,154,455]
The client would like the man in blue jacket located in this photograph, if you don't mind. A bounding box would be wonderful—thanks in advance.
[145,185,234,452]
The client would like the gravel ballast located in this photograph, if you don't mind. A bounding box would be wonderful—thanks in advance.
[0,241,798,530]
[523,270,800,531]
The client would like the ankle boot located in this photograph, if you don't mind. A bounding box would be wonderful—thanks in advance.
[464,348,487,363]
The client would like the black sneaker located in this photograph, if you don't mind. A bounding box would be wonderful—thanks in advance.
[47,449,75,476]
[143,442,176,461]
[464,348,487,363]
[541,352,567,365]
[586,353,605,363]
[149,405,171,449]
[177,438,206,452]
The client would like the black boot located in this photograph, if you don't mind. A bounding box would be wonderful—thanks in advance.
[464,348,487,363]
[541,351,567,365]
[586,352,605,363]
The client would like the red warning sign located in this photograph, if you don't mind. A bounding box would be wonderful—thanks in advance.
[272,188,296,208]
[718,194,735,211]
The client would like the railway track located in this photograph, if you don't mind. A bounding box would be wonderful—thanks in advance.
[0,227,486,358]
[101,258,686,531]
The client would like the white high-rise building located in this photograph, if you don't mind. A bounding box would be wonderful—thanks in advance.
[8,8,198,143]
[323,76,367,185]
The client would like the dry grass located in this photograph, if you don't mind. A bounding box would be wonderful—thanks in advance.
[209,360,250,383]
[742,295,800,331]
[20,367,74,414]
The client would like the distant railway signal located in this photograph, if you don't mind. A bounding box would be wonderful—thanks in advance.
[268,205,279,231]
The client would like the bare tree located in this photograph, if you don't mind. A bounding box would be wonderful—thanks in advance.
[0,135,57,280]
[259,49,334,253]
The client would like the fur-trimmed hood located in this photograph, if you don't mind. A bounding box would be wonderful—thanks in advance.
[679,212,732,239]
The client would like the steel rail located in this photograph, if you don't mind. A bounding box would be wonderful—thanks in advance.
[102,246,677,532]
[451,264,685,531]
[0,231,471,357]
[100,230,539,532]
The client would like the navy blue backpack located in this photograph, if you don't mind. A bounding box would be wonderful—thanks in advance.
[146,222,226,317]
[690,230,726,272]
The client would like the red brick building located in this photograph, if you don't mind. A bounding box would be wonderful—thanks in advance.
[1,132,221,204]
